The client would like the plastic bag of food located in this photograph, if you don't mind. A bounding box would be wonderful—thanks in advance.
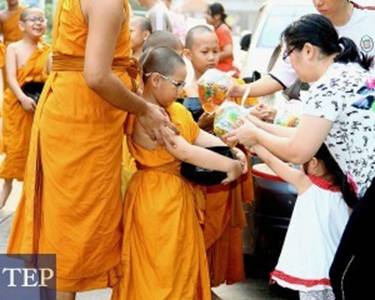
[213,101,251,137]
[273,99,302,127]
[197,69,233,113]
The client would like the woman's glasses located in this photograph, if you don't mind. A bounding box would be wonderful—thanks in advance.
[282,46,296,61]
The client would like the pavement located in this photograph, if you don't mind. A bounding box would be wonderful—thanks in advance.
[0,178,292,300]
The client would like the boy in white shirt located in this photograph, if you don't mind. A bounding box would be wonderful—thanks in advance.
[230,0,375,98]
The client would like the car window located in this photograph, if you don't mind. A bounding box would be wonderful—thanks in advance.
[256,5,314,49]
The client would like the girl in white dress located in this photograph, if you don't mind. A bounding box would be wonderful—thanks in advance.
[251,143,355,300]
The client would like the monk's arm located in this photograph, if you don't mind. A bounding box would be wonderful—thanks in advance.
[6,44,36,111]
[164,129,241,174]
[83,0,176,145]
[83,0,147,114]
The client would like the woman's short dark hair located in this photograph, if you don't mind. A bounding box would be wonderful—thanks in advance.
[282,14,373,70]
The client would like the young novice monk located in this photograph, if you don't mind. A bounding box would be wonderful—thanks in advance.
[184,25,253,292]
[0,7,49,209]
[112,46,245,300]
[130,16,152,59]
[121,29,184,193]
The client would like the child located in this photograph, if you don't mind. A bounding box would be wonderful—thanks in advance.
[112,47,244,300]
[130,16,152,59]
[183,25,219,123]
[205,3,238,76]
[183,25,253,292]
[143,29,184,54]
[0,7,49,209]
[251,143,353,300]
[121,29,184,194]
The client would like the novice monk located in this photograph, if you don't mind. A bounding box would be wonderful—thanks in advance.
[121,29,183,193]
[184,25,254,290]
[130,16,152,59]
[112,46,245,300]
[0,7,49,210]
[0,0,24,153]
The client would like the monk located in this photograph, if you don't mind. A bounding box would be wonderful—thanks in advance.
[0,0,23,45]
[0,7,49,210]
[7,0,176,300]
[184,25,254,295]
[0,0,24,153]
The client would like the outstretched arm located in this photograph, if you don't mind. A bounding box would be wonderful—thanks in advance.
[226,115,332,164]
[163,128,243,184]
[251,144,310,194]
[229,76,283,98]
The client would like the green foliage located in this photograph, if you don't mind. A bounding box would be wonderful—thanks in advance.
[44,2,54,43]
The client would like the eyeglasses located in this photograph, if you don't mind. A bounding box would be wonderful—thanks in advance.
[24,16,47,23]
[145,72,186,89]
[282,46,296,61]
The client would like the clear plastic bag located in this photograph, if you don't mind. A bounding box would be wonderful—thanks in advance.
[197,69,233,113]
[213,101,251,137]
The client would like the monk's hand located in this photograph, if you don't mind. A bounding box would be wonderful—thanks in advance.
[231,147,248,174]
[19,95,37,112]
[224,117,258,148]
[222,160,242,185]
[137,102,179,146]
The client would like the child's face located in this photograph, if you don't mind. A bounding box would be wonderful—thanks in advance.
[130,19,149,52]
[186,32,219,75]
[154,65,187,107]
[20,10,47,39]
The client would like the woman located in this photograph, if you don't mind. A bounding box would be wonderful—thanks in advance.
[7,0,175,299]
[205,3,238,75]
[226,14,374,300]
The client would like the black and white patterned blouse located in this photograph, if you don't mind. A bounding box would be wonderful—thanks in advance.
[302,63,375,198]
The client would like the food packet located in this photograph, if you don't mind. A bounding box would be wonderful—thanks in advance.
[274,99,302,127]
[197,69,233,113]
[213,101,251,137]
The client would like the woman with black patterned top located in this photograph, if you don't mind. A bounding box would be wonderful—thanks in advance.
[226,14,374,300]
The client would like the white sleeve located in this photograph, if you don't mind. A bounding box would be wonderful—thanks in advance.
[269,56,298,88]
[302,85,344,122]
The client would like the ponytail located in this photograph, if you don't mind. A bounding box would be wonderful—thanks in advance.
[334,37,374,70]
[282,14,374,71]
[315,144,358,209]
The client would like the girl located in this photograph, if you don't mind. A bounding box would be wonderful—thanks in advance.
[226,14,375,300]
[252,143,353,300]
[112,46,245,300]
[205,3,238,76]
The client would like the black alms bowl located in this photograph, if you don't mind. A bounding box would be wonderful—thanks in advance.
[180,146,234,186]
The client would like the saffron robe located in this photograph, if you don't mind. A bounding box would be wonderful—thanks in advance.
[7,0,136,292]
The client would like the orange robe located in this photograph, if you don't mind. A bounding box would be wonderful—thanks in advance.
[1,6,24,45]
[0,43,5,68]
[0,44,50,180]
[203,171,254,286]
[112,103,211,300]
[0,6,24,151]
[7,0,137,292]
